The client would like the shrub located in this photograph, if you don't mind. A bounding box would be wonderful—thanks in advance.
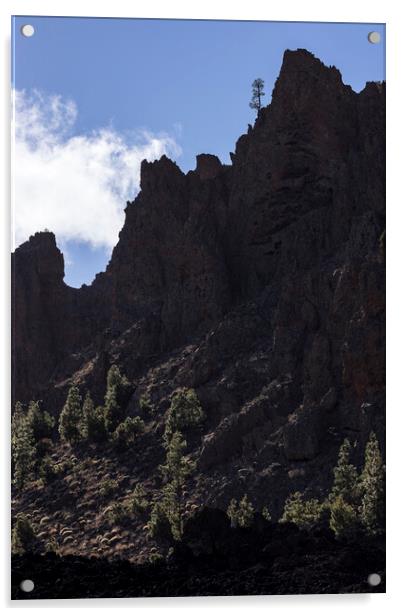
[112,416,145,451]
[359,432,385,535]
[12,403,36,489]
[104,365,132,432]
[164,388,205,443]
[59,386,82,443]
[126,483,148,516]
[139,394,154,416]
[329,438,359,505]
[227,494,255,528]
[106,501,127,525]
[329,495,360,538]
[11,514,36,554]
[280,492,324,530]
[99,478,119,499]
[39,456,59,485]
[262,506,272,522]
[84,401,108,443]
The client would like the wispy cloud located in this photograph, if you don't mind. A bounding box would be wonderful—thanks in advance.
[12,89,181,250]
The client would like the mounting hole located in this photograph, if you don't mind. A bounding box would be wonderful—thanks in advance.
[367,573,381,587]
[368,31,381,44]
[20,579,34,593]
[21,24,35,37]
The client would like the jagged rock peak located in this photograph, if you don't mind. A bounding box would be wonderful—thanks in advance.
[13,231,64,281]
[139,154,184,191]
[195,154,222,180]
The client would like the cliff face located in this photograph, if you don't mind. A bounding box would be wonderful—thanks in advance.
[12,49,385,492]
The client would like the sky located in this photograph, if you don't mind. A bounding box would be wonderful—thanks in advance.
[12,17,385,288]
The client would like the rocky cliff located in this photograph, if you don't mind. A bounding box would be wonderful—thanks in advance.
[12,49,385,527]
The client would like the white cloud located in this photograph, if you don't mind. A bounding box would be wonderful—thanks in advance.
[12,89,181,250]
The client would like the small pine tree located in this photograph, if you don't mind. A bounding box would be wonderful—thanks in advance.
[26,401,54,441]
[80,393,107,442]
[12,403,36,489]
[262,506,272,522]
[11,514,36,554]
[329,495,360,538]
[58,386,82,443]
[330,439,359,504]
[39,456,59,485]
[156,431,196,540]
[104,365,131,432]
[227,495,255,528]
[359,432,385,535]
[139,394,154,416]
[126,483,148,516]
[164,388,205,443]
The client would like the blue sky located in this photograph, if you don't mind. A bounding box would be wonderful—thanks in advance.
[12,17,385,287]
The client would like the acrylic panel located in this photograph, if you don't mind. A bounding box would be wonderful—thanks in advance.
[11,16,385,599]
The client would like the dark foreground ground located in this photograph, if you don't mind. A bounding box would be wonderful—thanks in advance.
[11,510,385,599]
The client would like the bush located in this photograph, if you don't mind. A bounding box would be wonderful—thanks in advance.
[227,494,255,528]
[106,501,127,525]
[359,432,385,535]
[126,483,148,516]
[164,388,205,443]
[104,365,132,432]
[329,495,360,538]
[11,514,36,554]
[59,386,82,443]
[280,492,324,530]
[99,478,119,499]
[112,416,145,451]
[148,501,173,541]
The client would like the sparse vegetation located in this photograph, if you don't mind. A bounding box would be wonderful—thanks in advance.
[261,506,271,522]
[39,456,59,485]
[99,478,119,499]
[227,494,254,528]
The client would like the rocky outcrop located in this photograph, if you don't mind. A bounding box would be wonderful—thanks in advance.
[12,49,385,503]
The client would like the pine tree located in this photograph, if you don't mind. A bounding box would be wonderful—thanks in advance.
[329,495,360,538]
[164,388,205,443]
[104,365,131,432]
[329,438,359,504]
[26,400,54,441]
[59,386,82,443]
[156,431,195,540]
[359,432,385,535]
[12,403,36,489]
[249,78,265,112]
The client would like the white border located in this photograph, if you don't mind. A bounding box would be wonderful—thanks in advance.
[1,0,401,613]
